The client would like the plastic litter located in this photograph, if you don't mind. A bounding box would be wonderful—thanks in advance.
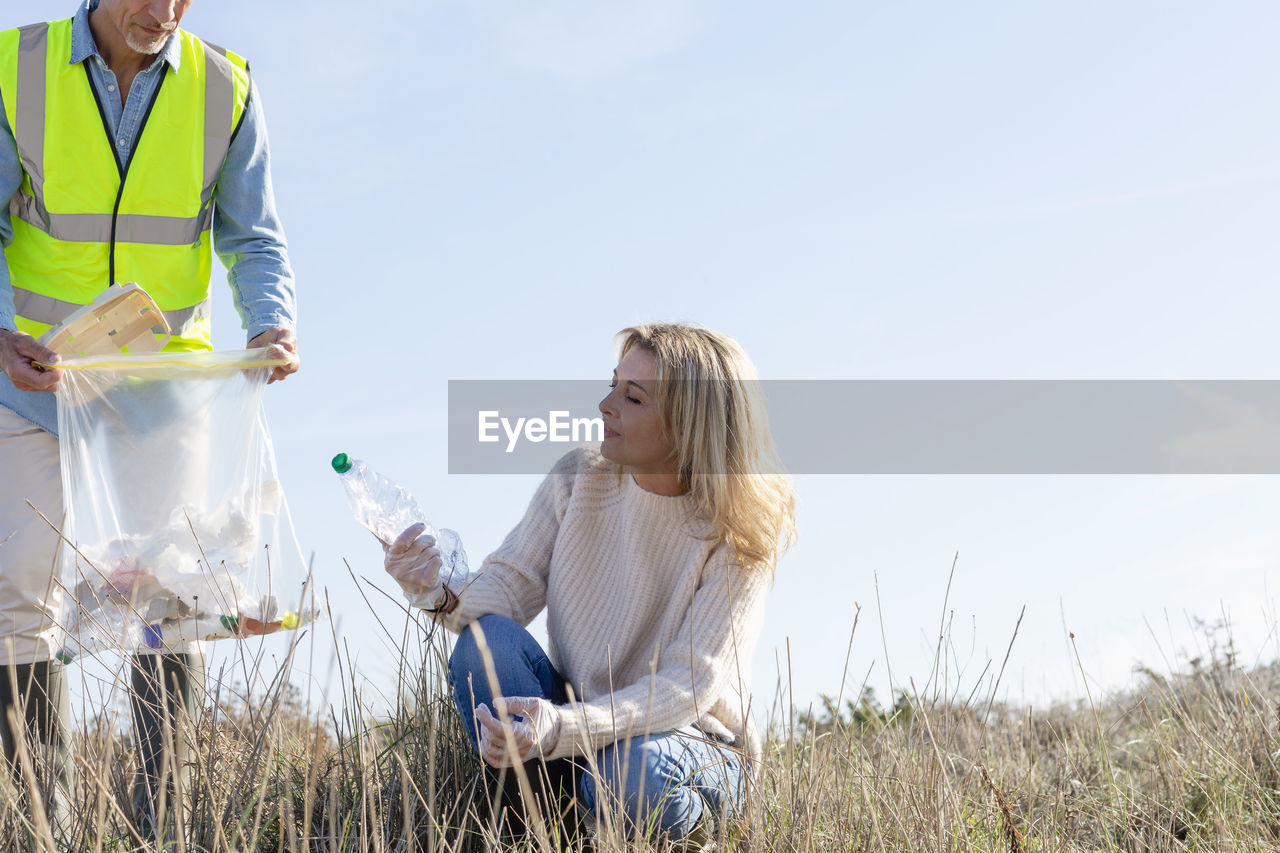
[332,452,468,582]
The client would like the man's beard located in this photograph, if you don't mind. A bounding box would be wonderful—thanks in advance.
[125,27,173,55]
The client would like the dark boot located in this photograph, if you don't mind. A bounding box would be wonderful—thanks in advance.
[0,660,73,838]
[488,757,584,849]
[130,650,204,842]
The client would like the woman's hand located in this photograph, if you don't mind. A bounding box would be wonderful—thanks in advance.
[474,697,562,767]
[384,523,444,605]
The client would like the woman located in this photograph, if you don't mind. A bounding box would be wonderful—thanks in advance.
[384,323,795,845]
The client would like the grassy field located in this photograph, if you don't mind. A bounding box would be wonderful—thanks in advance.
[3,611,1280,852]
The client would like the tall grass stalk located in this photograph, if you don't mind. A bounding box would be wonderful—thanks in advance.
[1,563,1279,850]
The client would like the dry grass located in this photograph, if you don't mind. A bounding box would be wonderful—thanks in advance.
[2,609,1279,851]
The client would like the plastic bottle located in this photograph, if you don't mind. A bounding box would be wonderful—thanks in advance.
[55,610,318,663]
[331,453,469,582]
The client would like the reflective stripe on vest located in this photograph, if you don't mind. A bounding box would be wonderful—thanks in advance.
[11,284,210,333]
[0,19,250,351]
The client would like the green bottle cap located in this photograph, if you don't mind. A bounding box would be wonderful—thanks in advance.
[331,452,352,474]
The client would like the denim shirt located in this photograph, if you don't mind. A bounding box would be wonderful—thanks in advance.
[0,0,296,435]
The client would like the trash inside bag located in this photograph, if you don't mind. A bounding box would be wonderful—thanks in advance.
[53,349,313,661]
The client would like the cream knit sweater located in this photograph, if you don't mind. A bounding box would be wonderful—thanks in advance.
[433,446,770,763]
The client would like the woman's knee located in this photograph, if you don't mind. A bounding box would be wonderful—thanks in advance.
[448,614,518,684]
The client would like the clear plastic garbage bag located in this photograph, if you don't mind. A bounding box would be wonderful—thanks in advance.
[52,348,310,661]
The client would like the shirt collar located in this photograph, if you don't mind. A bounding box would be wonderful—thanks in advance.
[69,0,184,73]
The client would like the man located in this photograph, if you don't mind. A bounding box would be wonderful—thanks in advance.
[0,0,298,837]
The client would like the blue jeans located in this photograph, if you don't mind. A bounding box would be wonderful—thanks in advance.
[449,614,746,840]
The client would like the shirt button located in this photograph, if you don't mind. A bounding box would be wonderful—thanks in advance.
[118,138,126,146]
[107,84,116,92]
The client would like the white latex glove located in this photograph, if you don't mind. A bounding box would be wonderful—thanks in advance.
[475,697,563,767]
[383,522,445,609]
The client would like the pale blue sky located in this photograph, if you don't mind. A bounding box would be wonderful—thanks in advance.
[9,0,1280,722]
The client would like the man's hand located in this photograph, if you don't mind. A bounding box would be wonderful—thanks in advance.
[474,697,563,767]
[0,329,60,392]
[247,327,299,384]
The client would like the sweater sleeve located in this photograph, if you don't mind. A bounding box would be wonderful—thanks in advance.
[546,546,770,760]
[433,449,581,631]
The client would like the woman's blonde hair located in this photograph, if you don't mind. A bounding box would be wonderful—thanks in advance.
[616,323,796,574]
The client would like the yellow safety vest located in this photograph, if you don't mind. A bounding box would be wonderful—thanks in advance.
[0,18,251,351]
